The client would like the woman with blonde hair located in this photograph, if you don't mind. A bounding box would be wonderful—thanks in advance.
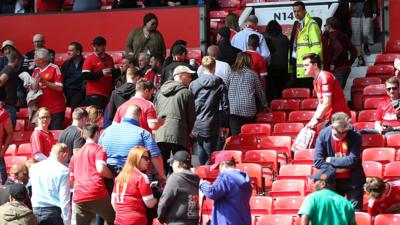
[111,146,157,225]
[227,52,266,135]
[189,56,228,165]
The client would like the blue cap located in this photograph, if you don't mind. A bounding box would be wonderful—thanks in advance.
[309,165,336,184]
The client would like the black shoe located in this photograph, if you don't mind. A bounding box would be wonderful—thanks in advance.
[357,56,366,67]
[364,45,371,56]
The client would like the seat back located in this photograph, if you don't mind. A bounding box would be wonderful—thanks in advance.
[361,134,385,149]
[16,143,33,158]
[375,54,400,65]
[237,163,263,193]
[353,122,375,131]
[362,161,383,178]
[383,161,400,180]
[281,88,310,99]
[258,214,293,225]
[385,40,400,53]
[362,147,396,164]
[270,99,300,112]
[4,156,28,173]
[288,110,315,124]
[11,131,33,146]
[355,212,371,225]
[278,165,313,181]
[375,214,400,225]
[363,97,386,109]
[272,122,304,138]
[300,98,318,110]
[292,149,314,165]
[256,111,286,124]
[249,196,273,215]
[210,150,242,164]
[241,123,271,135]
[386,133,400,148]
[272,196,305,214]
[269,179,306,197]
[358,110,378,122]
[243,150,279,174]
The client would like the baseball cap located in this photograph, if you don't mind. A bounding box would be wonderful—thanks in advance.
[9,183,28,201]
[1,40,16,52]
[92,36,107,46]
[210,152,236,170]
[170,151,192,165]
[309,166,336,184]
[173,65,195,76]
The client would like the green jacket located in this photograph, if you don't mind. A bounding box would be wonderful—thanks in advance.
[0,202,37,225]
[296,13,323,78]
[125,27,166,58]
[155,81,196,147]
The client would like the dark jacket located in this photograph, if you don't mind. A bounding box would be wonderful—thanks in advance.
[217,40,241,66]
[157,169,200,225]
[61,57,85,92]
[155,81,196,147]
[160,61,194,86]
[314,126,366,187]
[189,74,229,137]
[264,33,289,70]
[0,202,37,225]
[108,82,136,121]
[326,30,357,73]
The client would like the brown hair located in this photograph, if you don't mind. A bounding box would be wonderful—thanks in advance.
[302,53,322,69]
[364,177,386,199]
[135,78,154,91]
[85,105,102,124]
[225,13,239,32]
[231,52,253,73]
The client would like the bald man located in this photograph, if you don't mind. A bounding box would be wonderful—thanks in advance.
[99,105,165,181]
[197,45,231,83]
[24,33,55,72]
[0,163,30,207]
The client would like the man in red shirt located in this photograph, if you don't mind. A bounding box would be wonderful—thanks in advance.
[144,54,163,90]
[32,48,66,130]
[113,78,161,133]
[69,123,115,224]
[375,77,400,137]
[82,36,115,110]
[365,177,400,218]
[245,34,268,90]
[302,53,350,129]
[0,108,13,184]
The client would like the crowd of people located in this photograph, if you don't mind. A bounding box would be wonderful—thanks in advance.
[0,0,399,225]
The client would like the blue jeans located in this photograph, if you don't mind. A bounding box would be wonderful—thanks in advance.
[33,206,64,225]
[0,157,7,185]
[50,112,65,130]
[5,104,17,128]
[196,135,218,165]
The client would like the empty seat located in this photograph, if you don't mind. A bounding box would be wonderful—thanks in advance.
[292,149,314,165]
[5,144,17,156]
[272,196,305,214]
[361,134,385,149]
[272,122,304,139]
[217,0,240,8]
[351,77,382,110]
[375,54,400,65]
[366,65,395,80]
[210,150,242,164]
[300,98,318,110]
[4,156,28,172]
[209,10,229,19]
[256,111,286,124]
[258,214,293,225]
[358,110,378,122]
[237,163,264,193]
[243,150,279,174]
[16,108,29,119]
[249,196,273,215]
[277,165,313,181]
[362,161,383,178]
[363,97,386,109]
[353,122,375,131]
[269,179,306,197]
[386,133,400,148]
[362,147,396,164]
[241,123,271,135]
[50,130,63,140]
[383,161,400,180]
[362,84,387,98]
[281,88,310,99]
[270,99,300,112]
[355,212,371,225]
[16,143,33,158]
[385,40,400,53]
[15,119,26,131]
[288,110,314,124]
[374,214,400,225]
[11,131,33,146]
[186,49,202,64]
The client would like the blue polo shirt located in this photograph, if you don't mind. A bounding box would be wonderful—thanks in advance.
[99,117,160,167]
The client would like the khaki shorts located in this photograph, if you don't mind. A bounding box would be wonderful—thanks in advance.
[351,16,374,45]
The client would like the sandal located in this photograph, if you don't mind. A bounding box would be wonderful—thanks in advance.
[357,56,365,67]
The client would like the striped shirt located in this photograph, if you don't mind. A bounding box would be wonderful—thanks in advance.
[99,117,160,167]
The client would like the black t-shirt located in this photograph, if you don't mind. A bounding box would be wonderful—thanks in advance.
[0,65,18,105]
[58,125,86,163]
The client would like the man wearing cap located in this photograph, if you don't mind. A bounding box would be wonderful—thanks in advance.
[314,112,365,211]
[155,65,196,175]
[24,34,55,73]
[82,36,116,110]
[0,184,37,225]
[199,152,252,225]
[0,40,18,70]
[157,151,200,225]
[298,166,356,225]
[231,15,270,60]
[217,26,241,66]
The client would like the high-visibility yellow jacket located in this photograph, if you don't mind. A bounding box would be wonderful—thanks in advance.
[296,13,323,78]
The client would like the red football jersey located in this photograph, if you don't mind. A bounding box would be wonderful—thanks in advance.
[331,136,351,178]
[83,53,114,98]
[32,63,66,114]
[368,180,400,217]
[313,71,350,120]
[245,50,268,77]
[30,128,56,158]
[376,98,400,127]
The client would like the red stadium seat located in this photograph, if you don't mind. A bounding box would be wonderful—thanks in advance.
[50,130,63,140]
[209,10,229,19]
[186,49,202,65]
[362,84,387,97]
[300,98,318,110]
[16,108,29,119]
[358,110,378,122]
[350,110,357,122]
[288,110,314,124]
[5,144,17,156]
[200,197,213,224]
[249,196,273,215]
[4,156,28,172]
[366,65,395,77]
[363,97,386,109]
[385,40,400,53]
[194,165,219,182]
[386,133,400,148]
[375,54,400,65]
[272,196,305,214]
[270,99,300,112]
[217,0,240,9]
[351,77,382,110]
[109,51,123,64]
[352,77,382,87]
[210,150,242,164]
[241,123,271,135]
[237,163,264,193]
[243,150,279,174]
[256,111,286,124]
[355,212,372,225]
[362,161,383,178]
[54,53,69,66]
[15,119,26,131]
[353,122,375,131]
[374,214,400,225]
[272,122,304,139]
[269,179,306,197]
[11,131,32,146]
[292,149,314,165]
[362,147,396,164]
[281,88,310,99]
[63,107,72,128]
[277,165,313,182]
[383,161,400,180]
[16,143,33,158]
[258,214,293,225]
[361,134,385,149]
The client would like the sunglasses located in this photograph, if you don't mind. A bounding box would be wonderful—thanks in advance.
[333,127,349,135]
[386,87,398,91]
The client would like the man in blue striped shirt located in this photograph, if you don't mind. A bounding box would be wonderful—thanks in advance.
[99,104,165,182]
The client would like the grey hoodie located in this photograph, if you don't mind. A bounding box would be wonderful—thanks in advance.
[155,81,196,147]
[157,169,200,225]
[0,202,37,225]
